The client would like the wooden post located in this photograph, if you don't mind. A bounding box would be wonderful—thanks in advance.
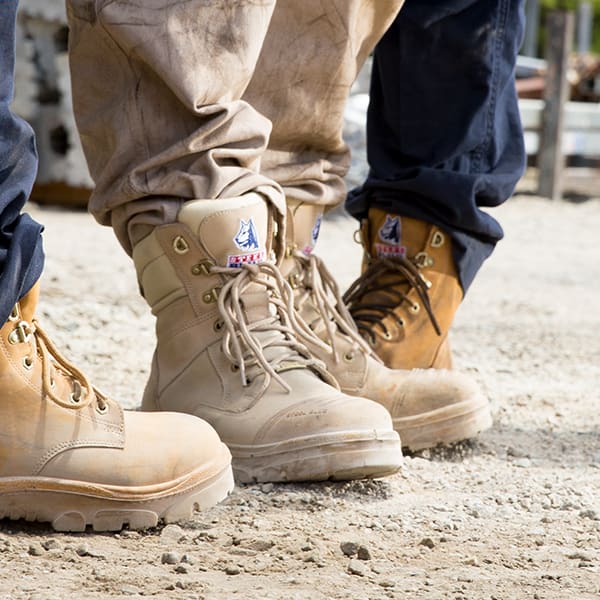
[523,0,541,57]
[537,10,574,200]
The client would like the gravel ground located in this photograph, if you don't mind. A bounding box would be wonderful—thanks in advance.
[1,181,598,599]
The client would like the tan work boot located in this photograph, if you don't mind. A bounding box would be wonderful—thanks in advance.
[344,207,463,370]
[282,202,491,450]
[133,193,402,483]
[0,283,234,532]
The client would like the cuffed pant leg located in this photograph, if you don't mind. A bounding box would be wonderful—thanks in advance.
[244,0,405,209]
[67,0,284,255]
[0,0,44,325]
[346,0,526,291]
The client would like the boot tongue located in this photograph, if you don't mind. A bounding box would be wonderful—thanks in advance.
[178,193,270,268]
[287,203,324,256]
[366,207,430,260]
[17,282,40,323]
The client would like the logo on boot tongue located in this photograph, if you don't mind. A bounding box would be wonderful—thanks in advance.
[303,213,322,255]
[228,217,266,267]
[376,215,406,258]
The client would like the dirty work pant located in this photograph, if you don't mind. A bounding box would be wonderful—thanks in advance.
[347,0,526,290]
[0,0,44,326]
[66,0,405,255]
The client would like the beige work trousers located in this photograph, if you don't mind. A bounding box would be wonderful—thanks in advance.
[66,0,404,254]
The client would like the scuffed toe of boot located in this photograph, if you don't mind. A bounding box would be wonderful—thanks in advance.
[382,368,492,451]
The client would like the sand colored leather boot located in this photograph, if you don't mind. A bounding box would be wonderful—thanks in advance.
[0,283,234,532]
[282,202,491,450]
[133,193,402,483]
[344,207,464,370]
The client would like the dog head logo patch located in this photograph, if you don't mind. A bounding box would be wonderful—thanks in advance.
[375,214,406,258]
[228,217,265,267]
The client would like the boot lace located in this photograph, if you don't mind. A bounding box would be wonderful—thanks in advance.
[342,256,441,343]
[9,312,108,413]
[211,261,333,392]
[287,248,374,363]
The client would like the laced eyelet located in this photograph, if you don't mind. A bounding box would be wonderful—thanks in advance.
[343,352,355,363]
[173,236,189,254]
[231,364,240,372]
[203,287,221,304]
[430,231,445,248]
[8,321,32,345]
[213,319,224,332]
[96,402,108,415]
[8,306,19,322]
[410,302,420,314]
[50,378,56,389]
[22,356,34,370]
[382,330,392,341]
[70,393,81,404]
[191,260,213,276]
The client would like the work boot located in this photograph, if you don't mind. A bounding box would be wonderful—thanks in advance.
[133,193,402,483]
[0,283,234,532]
[282,202,491,450]
[344,207,463,370]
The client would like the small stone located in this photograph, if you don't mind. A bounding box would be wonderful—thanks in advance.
[357,545,371,560]
[340,541,358,557]
[41,540,60,552]
[348,559,367,577]
[580,508,600,521]
[28,544,44,557]
[160,524,186,543]
[75,544,91,557]
[120,585,140,595]
[378,580,396,589]
[161,551,181,565]
[225,565,241,575]
[419,537,435,549]
[260,483,274,493]
[513,458,532,468]
[175,565,189,574]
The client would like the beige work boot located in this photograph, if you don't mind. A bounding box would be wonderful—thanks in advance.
[282,202,491,450]
[344,207,463,370]
[0,283,234,532]
[133,193,402,483]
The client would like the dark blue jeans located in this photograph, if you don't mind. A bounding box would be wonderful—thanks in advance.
[0,0,44,325]
[346,0,526,291]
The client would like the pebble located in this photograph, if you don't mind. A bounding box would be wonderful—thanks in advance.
[348,559,367,577]
[161,551,181,565]
[120,585,140,595]
[225,565,241,575]
[160,524,186,543]
[41,540,60,552]
[513,458,532,468]
[27,544,44,557]
[580,508,600,521]
[340,541,358,557]
[357,545,371,561]
[419,538,435,549]
[175,564,189,574]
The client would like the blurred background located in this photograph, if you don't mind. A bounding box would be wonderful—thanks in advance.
[11,0,600,207]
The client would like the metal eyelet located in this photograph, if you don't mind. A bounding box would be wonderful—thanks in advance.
[173,235,189,255]
[343,352,355,363]
[213,319,224,332]
[96,402,108,415]
[414,252,434,269]
[191,260,214,276]
[430,231,445,248]
[231,364,240,373]
[22,356,34,370]
[382,331,392,341]
[203,287,221,304]
[410,302,420,314]
[8,321,32,345]
[70,393,81,404]
[8,306,19,322]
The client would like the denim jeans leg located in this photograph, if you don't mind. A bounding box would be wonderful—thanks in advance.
[0,0,44,325]
[346,0,526,291]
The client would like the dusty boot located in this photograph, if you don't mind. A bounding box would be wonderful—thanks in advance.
[282,202,492,450]
[0,283,234,532]
[133,193,402,483]
[344,207,464,370]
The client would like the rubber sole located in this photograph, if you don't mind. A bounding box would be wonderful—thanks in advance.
[393,397,493,451]
[228,430,403,483]
[0,446,234,532]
